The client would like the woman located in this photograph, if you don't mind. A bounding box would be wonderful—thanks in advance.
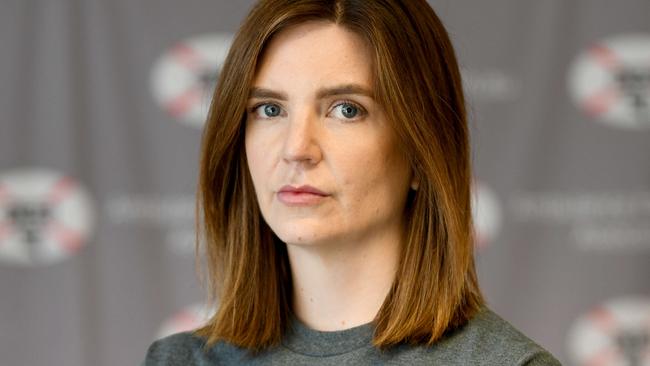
[143,0,561,364]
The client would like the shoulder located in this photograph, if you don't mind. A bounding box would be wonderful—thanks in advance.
[141,332,208,366]
[447,307,561,365]
[434,307,562,365]
[385,307,562,365]
[141,331,250,366]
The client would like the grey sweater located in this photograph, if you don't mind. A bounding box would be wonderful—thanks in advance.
[142,307,562,365]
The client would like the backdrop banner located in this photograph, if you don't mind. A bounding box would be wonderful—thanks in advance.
[1,1,649,365]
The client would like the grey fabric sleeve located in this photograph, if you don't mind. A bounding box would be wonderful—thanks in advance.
[519,350,563,366]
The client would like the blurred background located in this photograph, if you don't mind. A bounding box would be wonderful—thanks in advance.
[1,0,649,365]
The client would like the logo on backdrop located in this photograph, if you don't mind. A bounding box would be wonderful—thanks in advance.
[156,302,214,339]
[150,33,233,128]
[569,34,650,129]
[104,194,195,255]
[0,169,94,266]
[462,68,522,103]
[471,182,502,248]
[567,297,650,366]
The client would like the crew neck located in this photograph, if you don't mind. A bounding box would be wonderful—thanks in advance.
[281,314,376,356]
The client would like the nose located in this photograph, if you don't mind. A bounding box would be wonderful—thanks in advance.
[282,110,322,166]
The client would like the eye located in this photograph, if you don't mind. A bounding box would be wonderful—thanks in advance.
[250,103,283,119]
[331,101,366,121]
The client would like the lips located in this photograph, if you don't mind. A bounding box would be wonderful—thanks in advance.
[277,185,329,205]
[278,185,328,196]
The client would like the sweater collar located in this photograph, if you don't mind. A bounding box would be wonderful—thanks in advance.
[281,314,375,356]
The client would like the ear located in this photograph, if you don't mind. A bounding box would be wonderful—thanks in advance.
[410,178,419,191]
[408,167,419,190]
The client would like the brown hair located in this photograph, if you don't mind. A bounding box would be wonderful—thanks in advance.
[194,0,484,353]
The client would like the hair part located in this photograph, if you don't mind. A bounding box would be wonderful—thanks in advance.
[194,0,484,354]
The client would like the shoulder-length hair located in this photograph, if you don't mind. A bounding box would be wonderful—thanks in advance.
[194,0,484,353]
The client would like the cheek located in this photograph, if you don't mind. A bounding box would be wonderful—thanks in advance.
[336,141,396,196]
[337,138,410,211]
[244,130,271,192]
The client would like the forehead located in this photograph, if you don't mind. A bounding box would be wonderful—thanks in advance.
[253,21,374,89]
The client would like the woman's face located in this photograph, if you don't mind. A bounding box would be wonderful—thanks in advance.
[245,21,413,248]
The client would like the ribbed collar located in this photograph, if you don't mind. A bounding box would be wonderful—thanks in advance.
[281,314,375,356]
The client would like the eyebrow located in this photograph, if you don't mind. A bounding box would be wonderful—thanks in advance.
[248,84,374,101]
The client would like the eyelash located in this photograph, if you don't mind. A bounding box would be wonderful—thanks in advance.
[248,100,367,121]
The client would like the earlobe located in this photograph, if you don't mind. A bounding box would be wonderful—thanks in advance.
[410,180,419,191]
[409,169,419,191]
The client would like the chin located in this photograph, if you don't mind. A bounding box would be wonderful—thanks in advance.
[265,213,345,246]
[275,231,321,246]
[271,225,331,246]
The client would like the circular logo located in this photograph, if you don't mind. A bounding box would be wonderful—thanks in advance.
[0,169,95,266]
[569,34,650,129]
[567,297,650,366]
[150,33,233,128]
[471,182,502,249]
[156,302,215,339]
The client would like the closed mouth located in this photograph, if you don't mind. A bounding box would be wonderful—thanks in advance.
[278,185,329,196]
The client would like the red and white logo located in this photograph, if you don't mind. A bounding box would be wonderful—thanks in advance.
[569,34,650,129]
[156,302,214,339]
[0,169,94,266]
[150,33,233,128]
[471,182,502,249]
[567,297,650,366]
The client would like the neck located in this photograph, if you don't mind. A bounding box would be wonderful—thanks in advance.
[285,227,401,331]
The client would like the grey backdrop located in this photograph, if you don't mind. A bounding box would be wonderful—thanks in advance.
[1,1,649,365]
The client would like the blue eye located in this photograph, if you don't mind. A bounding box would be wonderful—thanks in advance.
[248,103,282,119]
[332,102,365,120]
[262,103,281,117]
